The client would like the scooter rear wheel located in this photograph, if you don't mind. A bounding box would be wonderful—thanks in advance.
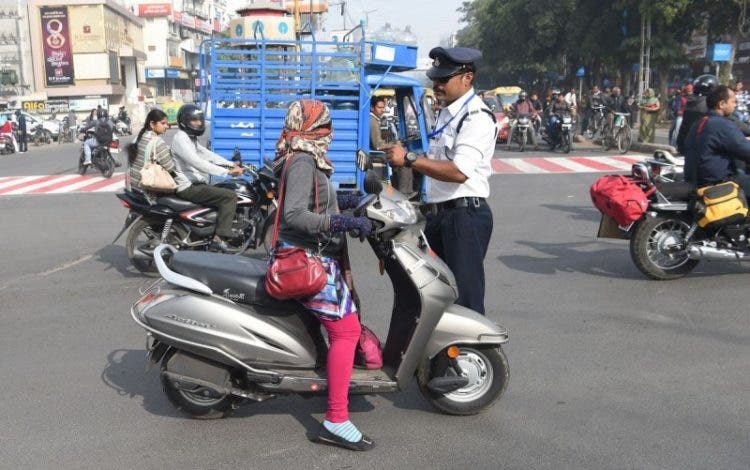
[160,349,238,419]
[419,345,509,416]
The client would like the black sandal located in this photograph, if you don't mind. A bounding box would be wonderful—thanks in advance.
[314,424,375,451]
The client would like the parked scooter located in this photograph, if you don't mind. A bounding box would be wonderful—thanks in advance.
[130,171,509,419]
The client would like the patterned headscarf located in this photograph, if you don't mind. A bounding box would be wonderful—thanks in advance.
[275,100,334,174]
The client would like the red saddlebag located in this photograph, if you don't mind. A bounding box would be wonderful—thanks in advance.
[590,175,654,226]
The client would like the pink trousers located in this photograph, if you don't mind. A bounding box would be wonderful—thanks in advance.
[318,313,361,423]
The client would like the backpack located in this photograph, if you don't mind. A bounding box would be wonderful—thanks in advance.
[95,120,113,145]
[590,175,654,226]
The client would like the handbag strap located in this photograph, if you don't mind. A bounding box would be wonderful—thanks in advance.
[270,155,321,249]
[144,135,158,164]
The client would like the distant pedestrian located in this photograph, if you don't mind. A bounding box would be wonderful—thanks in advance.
[638,88,660,143]
[15,110,27,153]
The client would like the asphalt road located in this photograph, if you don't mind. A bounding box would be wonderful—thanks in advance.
[0,141,748,469]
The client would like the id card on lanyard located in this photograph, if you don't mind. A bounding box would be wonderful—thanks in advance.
[428,93,476,161]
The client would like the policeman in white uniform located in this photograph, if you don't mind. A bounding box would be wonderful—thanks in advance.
[386,46,497,315]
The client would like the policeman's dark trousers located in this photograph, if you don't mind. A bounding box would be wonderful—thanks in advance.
[18,134,27,152]
[176,183,237,238]
[424,202,493,315]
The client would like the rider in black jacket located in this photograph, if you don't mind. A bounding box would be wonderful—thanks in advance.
[677,75,717,155]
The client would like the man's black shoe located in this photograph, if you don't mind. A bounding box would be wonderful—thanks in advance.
[314,424,375,451]
[209,238,230,252]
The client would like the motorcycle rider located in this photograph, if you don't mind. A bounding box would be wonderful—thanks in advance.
[676,74,719,155]
[546,90,571,145]
[117,106,130,125]
[82,109,114,167]
[684,84,750,196]
[603,86,628,131]
[506,91,539,150]
[170,104,243,252]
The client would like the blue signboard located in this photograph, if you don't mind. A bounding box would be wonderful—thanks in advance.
[709,43,732,62]
[165,69,180,79]
[576,66,585,78]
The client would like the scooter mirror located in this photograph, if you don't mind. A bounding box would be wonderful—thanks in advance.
[364,170,383,195]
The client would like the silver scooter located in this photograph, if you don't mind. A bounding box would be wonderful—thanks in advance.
[130,172,509,418]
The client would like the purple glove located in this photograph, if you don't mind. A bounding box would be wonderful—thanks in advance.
[328,214,373,240]
[336,191,362,210]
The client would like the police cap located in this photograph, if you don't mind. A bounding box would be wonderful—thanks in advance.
[426,47,482,80]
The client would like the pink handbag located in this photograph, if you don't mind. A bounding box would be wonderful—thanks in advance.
[355,325,383,369]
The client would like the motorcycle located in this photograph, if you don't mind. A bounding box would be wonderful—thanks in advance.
[129,171,509,419]
[507,114,533,152]
[78,129,119,178]
[0,133,14,155]
[114,162,279,276]
[57,117,75,144]
[544,112,572,153]
[114,116,132,135]
[597,156,750,280]
[30,122,52,146]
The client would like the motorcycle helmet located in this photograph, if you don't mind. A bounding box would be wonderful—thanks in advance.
[552,88,561,97]
[518,91,528,101]
[97,109,108,119]
[177,104,206,137]
[693,74,719,96]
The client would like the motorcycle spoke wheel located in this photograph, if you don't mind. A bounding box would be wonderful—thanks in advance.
[617,126,632,153]
[562,133,571,153]
[630,216,698,280]
[101,155,115,178]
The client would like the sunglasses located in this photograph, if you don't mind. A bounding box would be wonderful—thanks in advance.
[433,71,468,84]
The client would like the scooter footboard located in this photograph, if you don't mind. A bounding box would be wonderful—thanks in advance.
[425,304,509,359]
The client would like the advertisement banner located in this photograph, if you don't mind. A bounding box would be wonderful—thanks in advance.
[40,6,75,86]
[138,3,171,17]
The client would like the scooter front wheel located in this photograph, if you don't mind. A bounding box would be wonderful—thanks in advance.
[419,345,509,416]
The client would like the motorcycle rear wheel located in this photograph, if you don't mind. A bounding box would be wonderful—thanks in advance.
[418,345,509,416]
[519,129,526,152]
[616,125,632,153]
[160,349,239,419]
[100,154,115,178]
[126,218,168,276]
[630,215,699,280]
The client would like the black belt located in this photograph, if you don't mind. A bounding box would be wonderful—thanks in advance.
[421,197,485,216]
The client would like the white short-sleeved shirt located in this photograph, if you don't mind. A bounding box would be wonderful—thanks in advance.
[426,88,497,203]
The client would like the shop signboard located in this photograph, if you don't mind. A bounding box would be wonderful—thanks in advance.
[22,100,47,112]
[40,6,75,86]
[68,97,108,111]
[138,3,171,17]
[146,68,166,79]
[165,69,180,79]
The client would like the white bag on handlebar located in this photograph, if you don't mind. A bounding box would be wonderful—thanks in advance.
[139,138,176,193]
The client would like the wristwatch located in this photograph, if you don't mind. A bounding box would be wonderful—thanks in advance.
[404,152,418,167]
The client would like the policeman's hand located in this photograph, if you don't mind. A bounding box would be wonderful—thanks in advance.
[228,166,244,176]
[385,142,407,167]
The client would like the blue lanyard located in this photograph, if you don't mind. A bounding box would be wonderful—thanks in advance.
[428,93,476,139]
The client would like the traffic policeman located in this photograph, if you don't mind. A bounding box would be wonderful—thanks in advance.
[385,46,497,315]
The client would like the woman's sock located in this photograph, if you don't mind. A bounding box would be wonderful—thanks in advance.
[323,420,362,442]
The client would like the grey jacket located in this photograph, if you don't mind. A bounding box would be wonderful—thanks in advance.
[277,153,343,256]
[171,130,232,192]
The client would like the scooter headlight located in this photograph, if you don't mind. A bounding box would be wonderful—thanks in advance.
[385,200,418,225]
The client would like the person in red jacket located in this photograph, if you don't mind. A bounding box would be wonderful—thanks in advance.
[506,91,539,150]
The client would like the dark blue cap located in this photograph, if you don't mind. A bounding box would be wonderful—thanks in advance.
[426,47,482,80]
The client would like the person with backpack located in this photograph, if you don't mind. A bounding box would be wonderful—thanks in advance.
[82,109,115,166]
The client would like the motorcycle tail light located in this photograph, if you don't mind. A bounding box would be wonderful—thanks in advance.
[119,199,131,209]
[650,163,661,176]
[109,140,119,149]
[266,191,275,200]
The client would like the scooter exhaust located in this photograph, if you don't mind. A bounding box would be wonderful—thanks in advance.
[687,245,748,261]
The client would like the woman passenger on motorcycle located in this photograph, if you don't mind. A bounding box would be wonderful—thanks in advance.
[273,100,375,451]
[126,109,189,200]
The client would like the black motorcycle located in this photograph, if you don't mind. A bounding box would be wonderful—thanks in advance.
[78,129,118,178]
[543,112,573,153]
[114,163,279,276]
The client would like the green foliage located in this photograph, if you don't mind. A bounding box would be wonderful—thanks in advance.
[457,0,744,89]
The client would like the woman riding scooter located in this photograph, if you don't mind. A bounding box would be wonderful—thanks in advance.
[273,100,375,451]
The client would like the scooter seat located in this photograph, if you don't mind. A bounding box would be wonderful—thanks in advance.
[155,196,201,212]
[169,251,290,308]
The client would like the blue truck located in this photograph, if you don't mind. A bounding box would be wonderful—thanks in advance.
[199,26,434,194]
